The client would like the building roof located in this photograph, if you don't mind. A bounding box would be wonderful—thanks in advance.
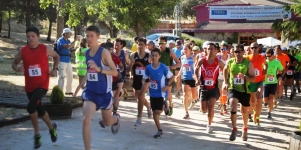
[193,0,297,8]
[196,21,274,32]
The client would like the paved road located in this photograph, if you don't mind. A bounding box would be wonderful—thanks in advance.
[0,94,300,150]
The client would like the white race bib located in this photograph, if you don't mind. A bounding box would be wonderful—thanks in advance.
[28,68,42,77]
[135,67,145,76]
[183,64,191,72]
[255,69,260,76]
[219,68,223,75]
[204,79,214,86]
[234,74,244,84]
[149,80,158,90]
[267,75,274,82]
[287,70,293,75]
[87,69,98,81]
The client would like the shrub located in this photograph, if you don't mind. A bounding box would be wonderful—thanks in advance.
[181,33,206,47]
[50,85,64,104]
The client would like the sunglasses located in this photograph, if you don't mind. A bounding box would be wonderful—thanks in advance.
[251,47,258,49]
[159,42,166,45]
[266,55,272,57]
[234,50,242,53]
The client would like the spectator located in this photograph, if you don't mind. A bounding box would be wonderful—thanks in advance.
[131,37,139,52]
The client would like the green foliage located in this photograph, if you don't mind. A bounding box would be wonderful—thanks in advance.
[181,33,205,46]
[226,32,239,43]
[50,85,65,104]
[299,120,301,132]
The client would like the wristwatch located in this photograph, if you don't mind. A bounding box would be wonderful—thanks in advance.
[166,83,172,87]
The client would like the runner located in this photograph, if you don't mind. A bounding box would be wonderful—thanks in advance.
[294,51,301,93]
[263,48,283,119]
[245,42,266,126]
[216,44,230,115]
[176,43,198,119]
[274,46,290,106]
[195,43,224,133]
[128,37,152,126]
[73,38,89,97]
[158,36,181,116]
[282,47,297,100]
[172,40,183,98]
[12,27,58,149]
[139,48,174,138]
[146,40,155,54]
[81,26,120,150]
[223,45,255,141]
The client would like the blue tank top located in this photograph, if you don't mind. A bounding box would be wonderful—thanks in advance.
[172,47,182,65]
[84,46,112,95]
[118,50,126,79]
[181,56,194,80]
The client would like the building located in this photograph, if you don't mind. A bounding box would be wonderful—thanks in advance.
[192,0,299,45]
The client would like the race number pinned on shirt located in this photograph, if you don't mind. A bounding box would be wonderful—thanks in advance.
[135,67,145,76]
[267,75,274,82]
[219,68,223,75]
[149,80,158,90]
[234,74,244,85]
[28,65,42,77]
[287,70,293,75]
[204,79,214,86]
[255,68,260,76]
[87,69,98,81]
[183,64,191,72]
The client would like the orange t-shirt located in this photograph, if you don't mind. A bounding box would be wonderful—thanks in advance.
[275,53,290,70]
[245,54,266,82]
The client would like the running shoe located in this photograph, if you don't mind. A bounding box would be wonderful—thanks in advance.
[175,92,180,98]
[154,130,163,138]
[223,105,227,114]
[99,120,105,128]
[122,88,128,100]
[267,112,272,119]
[217,104,222,110]
[34,134,42,149]
[248,115,253,122]
[206,125,213,133]
[134,118,142,127]
[49,123,57,142]
[188,101,195,110]
[147,109,152,119]
[241,130,248,141]
[264,103,268,107]
[168,106,173,116]
[163,100,170,115]
[290,92,295,100]
[183,112,190,119]
[229,129,238,141]
[111,114,120,135]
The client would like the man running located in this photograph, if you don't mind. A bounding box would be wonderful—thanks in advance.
[158,36,181,116]
[140,48,174,138]
[128,37,152,126]
[223,45,255,141]
[81,26,120,150]
[282,47,297,100]
[263,48,283,119]
[195,43,224,133]
[12,27,58,149]
[245,42,266,126]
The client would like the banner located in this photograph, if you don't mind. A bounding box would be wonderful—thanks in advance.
[209,6,291,20]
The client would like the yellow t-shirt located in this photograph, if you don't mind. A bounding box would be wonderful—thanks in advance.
[132,43,138,52]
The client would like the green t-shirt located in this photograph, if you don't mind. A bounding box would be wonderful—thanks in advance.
[264,59,283,84]
[75,47,89,76]
[228,58,250,93]
[295,54,301,71]
[159,49,171,66]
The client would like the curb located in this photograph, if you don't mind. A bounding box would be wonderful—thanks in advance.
[0,115,30,128]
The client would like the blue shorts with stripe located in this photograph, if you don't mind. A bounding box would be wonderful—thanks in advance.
[82,89,113,111]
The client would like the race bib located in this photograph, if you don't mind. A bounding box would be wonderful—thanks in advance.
[267,75,274,82]
[28,68,42,77]
[287,70,293,75]
[204,79,214,86]
[219,68,223,75]
[183,64,191,72]
[87,69,98,81]
[255,68,260,76]
[116,65,120,70]
[149,80,158,90]
[234,74,244,85]
[135,67,145,76]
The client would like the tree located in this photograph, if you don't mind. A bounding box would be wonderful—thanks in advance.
[2,0,18,38]
[272,3,301,41]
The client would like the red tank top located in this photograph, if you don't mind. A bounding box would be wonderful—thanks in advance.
[111,53,121,82]
[200,57,219,89]
[22,44,49,92]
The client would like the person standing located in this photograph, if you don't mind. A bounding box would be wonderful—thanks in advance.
[81,26,120,150]
[172,40,183,98]
[57,28,80,95]
[223,45,255,141]
[12,27,59,149]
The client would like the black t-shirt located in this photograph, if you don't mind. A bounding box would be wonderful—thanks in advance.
[287,54,297,70]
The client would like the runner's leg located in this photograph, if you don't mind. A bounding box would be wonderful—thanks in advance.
[82,101,97,150]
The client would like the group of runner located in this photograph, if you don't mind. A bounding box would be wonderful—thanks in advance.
[13,25,301,149]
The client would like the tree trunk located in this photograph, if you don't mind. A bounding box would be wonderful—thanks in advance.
[7,10,11,38]
[25,0,31,28]
[135,22,143,37]
[0,11,2,33]
[47,21,53,41]
[56,0,65,39]
[64,14,69,28]
[73,26,77,40]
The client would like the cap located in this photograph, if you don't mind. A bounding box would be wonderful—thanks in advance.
[147,40,155,45]
[282,47,287,50]
[192,46,200,51]
[102,42,114,49]
[220,40,228,46]
[168,40,175,45]
[62,28,72,35]
[176,40,182,46]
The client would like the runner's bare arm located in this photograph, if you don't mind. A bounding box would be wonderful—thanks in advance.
[245,62,255,82]
[218,59,225,71]
[194,55,199,68]
[101,49,118,76]
[127,52,135,75]
[194,59,203,80]
[223,62,230,85]
[46,46,60,70]
[118,62,124,72]
[125,51,130,65]
[170,51,181,69]
[12,49,23,72]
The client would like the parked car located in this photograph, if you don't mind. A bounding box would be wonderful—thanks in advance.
[146,33,180,48]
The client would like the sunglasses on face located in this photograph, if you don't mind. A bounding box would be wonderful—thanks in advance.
[234,50,242,53]
[159,42,166,45]
[251,47,258,49]
[266,55,272,57]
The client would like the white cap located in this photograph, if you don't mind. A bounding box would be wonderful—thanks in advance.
[62,28,72,35]
[168,40,175,45]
